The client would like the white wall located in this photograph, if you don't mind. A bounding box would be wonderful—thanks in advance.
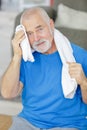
[0,11,18,80]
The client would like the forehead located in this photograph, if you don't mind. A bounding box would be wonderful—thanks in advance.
[22,13,47,31]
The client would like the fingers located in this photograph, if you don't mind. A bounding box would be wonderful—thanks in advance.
[15,30,25,39]
[67,62,85,85]
[13,30,25,45]
[67,62,81,75]
[12,30,25,56]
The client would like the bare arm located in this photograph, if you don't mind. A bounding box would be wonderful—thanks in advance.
[1,55,23,98]
[1,30,25,99]
[68,62,87,104]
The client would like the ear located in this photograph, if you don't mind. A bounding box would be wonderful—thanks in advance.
[50,19,54,29]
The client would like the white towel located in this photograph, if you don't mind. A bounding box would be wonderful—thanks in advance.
[54,29,77,99]
[15,25,34,62]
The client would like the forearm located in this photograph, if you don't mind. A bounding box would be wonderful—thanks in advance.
[1,55,22,98]
[80,78,87,104]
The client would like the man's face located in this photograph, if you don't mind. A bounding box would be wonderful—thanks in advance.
[23,13,54,54]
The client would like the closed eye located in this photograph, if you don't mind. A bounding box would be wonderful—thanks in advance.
[27,31,33,36]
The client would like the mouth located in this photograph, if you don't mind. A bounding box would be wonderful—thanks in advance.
[37,41,45,47]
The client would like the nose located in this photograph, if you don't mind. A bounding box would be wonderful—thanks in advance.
[33,32,40,42]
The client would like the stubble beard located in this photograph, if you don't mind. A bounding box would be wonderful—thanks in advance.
[32,39,52,53]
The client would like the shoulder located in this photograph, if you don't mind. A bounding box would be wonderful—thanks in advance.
[71,43,87,59]
[71,43,87,75]
[71,42,87,53]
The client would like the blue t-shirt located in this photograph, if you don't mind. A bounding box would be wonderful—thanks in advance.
[19,43,87,130]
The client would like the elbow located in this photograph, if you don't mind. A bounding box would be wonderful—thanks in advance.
[1,83,21,99]
[1,84,14,99]
[1,88,12,99]
[0,80,10,99]
[1,89,17,99]
[1,80,14,99]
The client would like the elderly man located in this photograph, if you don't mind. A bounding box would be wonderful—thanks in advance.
[1,7,87,130]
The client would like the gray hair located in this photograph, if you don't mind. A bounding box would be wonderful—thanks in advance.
[20,7,50,24]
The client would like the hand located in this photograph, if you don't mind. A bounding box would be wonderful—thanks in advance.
[12,30,25,58]
[67,62,87,86]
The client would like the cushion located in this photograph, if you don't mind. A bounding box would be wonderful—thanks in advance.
[58,27,87,50]
[0,100,22,115]
[53,0,87,12]
[55,4,87,30]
